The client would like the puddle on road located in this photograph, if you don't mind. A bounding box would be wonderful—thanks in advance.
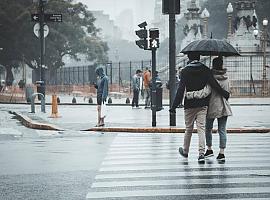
[34,145,46,148]
[0,134,21,141]
[50,151,70,154]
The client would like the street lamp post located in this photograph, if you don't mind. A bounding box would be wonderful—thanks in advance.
[227,3,233,38]
[262,18,268,96]
[253,18,268,96]
[201,8,210,39]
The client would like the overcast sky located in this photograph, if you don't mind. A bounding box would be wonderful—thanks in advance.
[78,0,155,25]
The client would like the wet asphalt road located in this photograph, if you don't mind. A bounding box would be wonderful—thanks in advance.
[0,108,116,200]
[0,136,115,200]
[1,106,270,199]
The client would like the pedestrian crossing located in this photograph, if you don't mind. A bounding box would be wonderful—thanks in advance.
[86,133,270,199]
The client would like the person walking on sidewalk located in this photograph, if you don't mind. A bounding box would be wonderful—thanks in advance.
[204,56,232,161]
[169,52,230,163]
[94,67,109,127]
[143,68,152,109]
[132,69,142,108]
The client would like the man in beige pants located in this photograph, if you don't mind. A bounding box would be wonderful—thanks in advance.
[170,52,229,163]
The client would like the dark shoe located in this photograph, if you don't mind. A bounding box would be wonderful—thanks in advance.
[216,153,225,161]
[204,149,214,158]
[95,124,105,127]
[198,154,205,163]
[178,147,188,158]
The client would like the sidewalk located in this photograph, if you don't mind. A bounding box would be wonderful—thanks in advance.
[46,95,270,105]
[6,97,270,133]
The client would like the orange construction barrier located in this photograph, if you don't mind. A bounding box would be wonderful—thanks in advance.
[50,94,60,118]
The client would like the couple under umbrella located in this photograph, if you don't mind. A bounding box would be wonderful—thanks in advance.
[170,39,240,163]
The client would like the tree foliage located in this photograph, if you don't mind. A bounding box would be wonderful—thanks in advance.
[0,0,108,85]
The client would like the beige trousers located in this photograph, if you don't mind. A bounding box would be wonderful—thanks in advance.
[183,106,208,155]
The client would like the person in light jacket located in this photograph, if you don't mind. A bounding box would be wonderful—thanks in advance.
[204,56,232,161]
[132,69,142,108]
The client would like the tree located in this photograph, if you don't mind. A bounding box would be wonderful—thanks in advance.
[0,0,108,85]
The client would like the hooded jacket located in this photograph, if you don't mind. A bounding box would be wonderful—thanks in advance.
[207,68,232,118]
[95,67,109,100]
[172,60,230,109]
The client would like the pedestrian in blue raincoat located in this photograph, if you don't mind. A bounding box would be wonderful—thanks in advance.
[94,67,109,127]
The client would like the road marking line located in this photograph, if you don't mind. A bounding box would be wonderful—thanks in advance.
[86,187,270,199]
[99,162,270,172]
[95,169,270,179]
[104,153,270,160]
[92,177,270,188]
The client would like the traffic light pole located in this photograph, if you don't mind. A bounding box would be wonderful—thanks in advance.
[151,49,157,127]
[169,14,176,126]
[135,22,159,127]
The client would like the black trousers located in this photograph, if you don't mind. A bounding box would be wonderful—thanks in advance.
[132,89,139,107]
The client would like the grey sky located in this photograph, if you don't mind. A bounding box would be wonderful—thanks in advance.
[78,0,155,25]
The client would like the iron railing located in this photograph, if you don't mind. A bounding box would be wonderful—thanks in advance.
[45,54,269,97]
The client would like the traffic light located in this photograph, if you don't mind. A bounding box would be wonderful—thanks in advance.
[135,22,148,50]
[162,0,180,14]
[149,28,159,49]
[135,29,148,50]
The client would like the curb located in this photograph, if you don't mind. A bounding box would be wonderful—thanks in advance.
[85,127,270,133]
[10,111,63,131]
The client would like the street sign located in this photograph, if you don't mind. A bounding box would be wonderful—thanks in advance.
[33,23,49,38]
[45,14,62,22]
[31,13,62,22]
[31,14,40,22]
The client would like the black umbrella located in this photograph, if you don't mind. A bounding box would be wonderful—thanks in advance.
[181,39,240,57]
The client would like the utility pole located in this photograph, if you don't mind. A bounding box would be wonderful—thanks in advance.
[162,0,180,126]
[32,0,62,100]
[169,13,176,126]
[35,0,46,100]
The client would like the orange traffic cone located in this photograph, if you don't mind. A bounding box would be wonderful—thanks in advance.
[50,94,60,118]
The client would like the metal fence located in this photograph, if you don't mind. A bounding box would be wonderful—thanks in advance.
[224,54,269,96]
[173,53,270,97]
[45,54,270,97]
[46,60,152,93]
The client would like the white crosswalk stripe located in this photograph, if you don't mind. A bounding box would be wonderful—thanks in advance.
[86,133,270,199]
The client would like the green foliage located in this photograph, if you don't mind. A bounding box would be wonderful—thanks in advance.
[0,0,108,72]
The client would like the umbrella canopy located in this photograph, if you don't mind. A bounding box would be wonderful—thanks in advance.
[181,39,240,57]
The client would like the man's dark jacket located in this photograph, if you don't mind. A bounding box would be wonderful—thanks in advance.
[172,60,230,110]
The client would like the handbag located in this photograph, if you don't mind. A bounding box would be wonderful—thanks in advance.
[100,103,107,118]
